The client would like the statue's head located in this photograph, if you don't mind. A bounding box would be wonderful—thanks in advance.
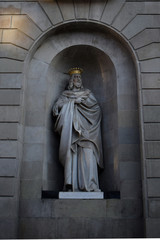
[68,68,84,90]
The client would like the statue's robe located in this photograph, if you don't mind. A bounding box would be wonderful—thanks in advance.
[53,89,103,192]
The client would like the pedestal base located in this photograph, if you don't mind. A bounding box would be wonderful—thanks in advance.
[59,191,104,199]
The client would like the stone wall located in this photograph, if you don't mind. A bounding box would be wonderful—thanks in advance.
[0,0,160,238]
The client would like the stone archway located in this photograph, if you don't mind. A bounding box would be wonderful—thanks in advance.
[24,22,141,197]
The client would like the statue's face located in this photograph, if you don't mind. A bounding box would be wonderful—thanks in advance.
[72,74,82,88]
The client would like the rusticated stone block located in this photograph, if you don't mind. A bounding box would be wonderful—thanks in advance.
[143,90,160,105]
[142,73,160,89]
[147,179,160,197]
[143,106,160,123]
[74,0,90,19]
[144,124,160,141]
[58,0,75,20]
[39,1,63,25]
[12,15,42,40]
[24,126,44,144]
[0,159,17,177]
[141,58,160,73]
[0,15,11,28]
[101,0,125,25]
[146,218,160,238]
[2,29,33,50]
[0,198,17,217]
[0,123,17,140]
[23,143,44,162]
[89,0,106,21]
[20,179,42,199]
[0,59,23,73]
[0,73,22,89]
[147,160,160,178]
[131,29,160,49]
[0,106,20,122]
[0,44,27,61]
[148,199,160,218]
[137,43,160,60]
[21,161,42,180]
[0,89,21,105]
[21,2,52,31]
[0,140,17,158]
[145,142,160,159]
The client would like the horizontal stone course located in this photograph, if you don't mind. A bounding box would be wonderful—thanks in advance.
[148,199,160,218]
[0,59,23,73]
[0,140,17,158]
[0,15,11,28]
[137,43,160,60]
[0,73,22,89]
[0,44,27,61]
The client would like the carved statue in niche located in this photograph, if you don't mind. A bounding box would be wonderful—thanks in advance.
[53,68,103,192]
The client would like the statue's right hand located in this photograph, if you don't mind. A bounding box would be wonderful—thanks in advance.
[75,97,82,104]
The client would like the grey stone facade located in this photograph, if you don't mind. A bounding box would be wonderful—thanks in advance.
[0,0,160,238]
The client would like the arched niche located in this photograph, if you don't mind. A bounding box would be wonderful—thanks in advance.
[24,23,140,197]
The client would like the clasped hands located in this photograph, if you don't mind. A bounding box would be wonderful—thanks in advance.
[75,96,87,104]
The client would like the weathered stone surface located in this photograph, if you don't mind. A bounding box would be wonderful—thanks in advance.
[146,218,160,238]
[89,0,106,21]
[58,0,75,20]
[137,43,160,60]
[119,144,140,162]
[0,159,17,177]
[148,199,160,218]
[39,0,63,25]
[147,179,160,197]
[12,15,42,40]
[21,2,52,31]
[57,217,88,239]
[21,161,42,180]
[131,29,160,49]
[53,199,106,218]
[118,94,138,110]
[118,110,139,127]
[0,106,20,122]
[20,179,42,199]
[120,162,141,180]
[0,59,23,73]
[145,142,160,158]
[143,90,160,105]
[0,89,21,105]
[27,58,48,79]
[121,180,142,199]
[123,15,160,39]
[74,0,90,19]
[0,123,17,140]
[0,15,11,28]
[23,143,44,162]
[0,218,17,239]
[34,41,57,64]
[24,126,44,143]
[0,44,27,61]
[101,0,125,25]
[0,198,17,217]
[147,160,160,178]
[144,124,160,141]
[142,73,160,89]
[118,127,139,144]
[0,140,17,158]
[143,106,160,123]
[2,29,33,50]
[0,2,21,14]
[19,199,52,218]
[19,218,57,239]
[25,110,45,126]
[0,178,15,196]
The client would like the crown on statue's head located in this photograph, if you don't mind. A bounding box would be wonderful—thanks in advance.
[68,67,83,75]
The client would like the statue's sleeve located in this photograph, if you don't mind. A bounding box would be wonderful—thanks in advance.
[53,95,67,116]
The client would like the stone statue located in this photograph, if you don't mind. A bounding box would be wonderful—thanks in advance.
[53,68,103,192]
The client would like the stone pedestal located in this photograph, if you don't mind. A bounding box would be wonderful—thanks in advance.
[59,191,104,199]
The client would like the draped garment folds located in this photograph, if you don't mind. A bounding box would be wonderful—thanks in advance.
[53,89,103,192]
